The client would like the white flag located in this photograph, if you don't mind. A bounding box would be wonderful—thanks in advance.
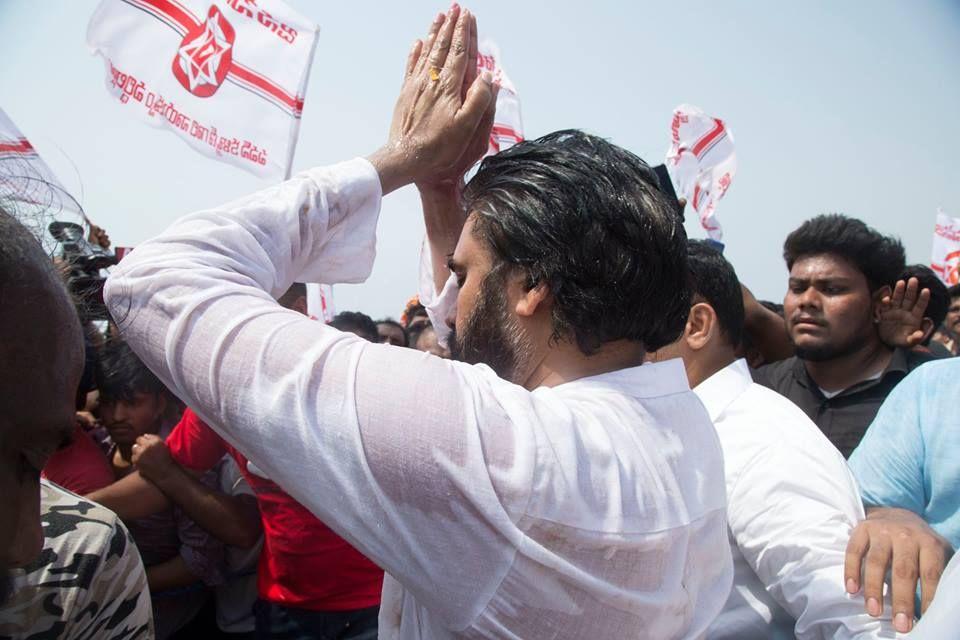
[306,283,335,323]
[931,209,960,285]
[478,40,523,157]
[665,104,736,242]
[0,107,87,252]
[87,0,319,180]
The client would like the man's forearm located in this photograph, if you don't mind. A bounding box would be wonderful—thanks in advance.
[741,285,794,363]
[87,470,172,521]
[151,465,261,549]
[419,184,467,294]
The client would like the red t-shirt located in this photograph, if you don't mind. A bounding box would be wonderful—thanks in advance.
[165,408,383,611]
[42,424,115,495]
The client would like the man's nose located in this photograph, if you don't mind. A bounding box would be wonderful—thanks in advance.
[797,287,820,309]
[112,402,130,421]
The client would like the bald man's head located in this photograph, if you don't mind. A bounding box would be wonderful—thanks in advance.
[0,208,84,593]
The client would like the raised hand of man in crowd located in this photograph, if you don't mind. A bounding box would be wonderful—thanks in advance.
[76,410,99,432]
[845,507,953,632]
[877,277,931,349]
[368,5,496,196]
[87,222,111,250]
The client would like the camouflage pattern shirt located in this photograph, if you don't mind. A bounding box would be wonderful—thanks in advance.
[0,480,153,639]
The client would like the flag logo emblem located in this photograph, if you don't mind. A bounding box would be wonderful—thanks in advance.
[172,5,235,97]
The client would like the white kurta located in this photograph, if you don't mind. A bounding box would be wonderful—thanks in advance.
[697,359,900,639]
[104,157,732,639]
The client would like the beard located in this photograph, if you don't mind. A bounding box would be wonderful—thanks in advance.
[449,266,534,384]
[793,331,871,362]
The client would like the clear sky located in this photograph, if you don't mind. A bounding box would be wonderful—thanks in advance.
[1,0,958,319]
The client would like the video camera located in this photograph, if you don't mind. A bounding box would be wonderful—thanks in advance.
[49,221,117,322]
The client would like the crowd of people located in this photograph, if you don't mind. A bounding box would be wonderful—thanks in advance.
[1,5,958,640]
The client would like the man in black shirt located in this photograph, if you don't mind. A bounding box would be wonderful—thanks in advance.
[752,214,934,457]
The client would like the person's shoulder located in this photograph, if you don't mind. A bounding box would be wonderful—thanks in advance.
[41,479,124,532]
[890,355,960,399]
[38,480,137,560]
[720,383,856,503]
[751,356,800,388]
[903,348,941,371]
[175,406,212,434]
[31,481,151,639]
[20,481,138,598]
[723,382,839,455]
[904,351,959,374]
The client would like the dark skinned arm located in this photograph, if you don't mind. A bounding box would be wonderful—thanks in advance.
[416,13,496,296]
[133,434,261,549]
[87,469,172,521]
[741,284,794,364]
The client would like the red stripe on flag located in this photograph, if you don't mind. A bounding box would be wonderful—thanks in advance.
[229,63,303,113]
[492,124,523,142]
[136,0,199,31]
[0,139,35,154]
[692,184,703,212]
[691,119,725,158]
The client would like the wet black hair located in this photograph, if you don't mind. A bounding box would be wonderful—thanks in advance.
[463,129,690,355]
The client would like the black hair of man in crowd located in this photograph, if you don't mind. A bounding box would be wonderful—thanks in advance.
[376,318,408,347]
[330,311,379,343]
[899,264,949,346]
[783,214,906,293]
[686,240,745,349]
[460,129,690,362]
[96,338,168,404]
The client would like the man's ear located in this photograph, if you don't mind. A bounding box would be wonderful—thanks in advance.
[872,285,893,321]
[515,281,550,318]
[685,302,717,351]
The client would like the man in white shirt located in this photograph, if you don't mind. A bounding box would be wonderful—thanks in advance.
[649,240,899,638]
[103,7,732,639]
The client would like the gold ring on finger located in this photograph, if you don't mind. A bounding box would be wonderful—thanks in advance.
[429,67,441,82]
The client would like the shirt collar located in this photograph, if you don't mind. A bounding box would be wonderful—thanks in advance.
[694,358,752,422]
[791,347,910,396]
[555,357,691,399]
